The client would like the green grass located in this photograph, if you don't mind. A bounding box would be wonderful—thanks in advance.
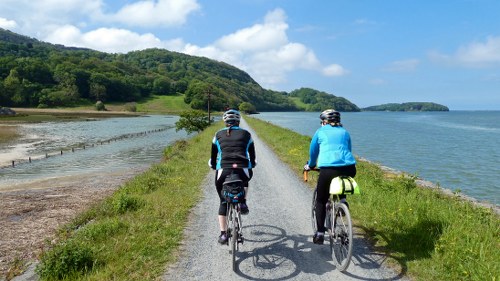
[289,97,308,110]
[244,116,499,281]
[35,122,222,281]
[136,95,191,114]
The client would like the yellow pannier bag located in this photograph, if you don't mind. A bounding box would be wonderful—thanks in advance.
[329,176,360,195]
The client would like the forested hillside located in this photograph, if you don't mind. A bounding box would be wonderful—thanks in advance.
[0,28,359,112]
[289,88,360,112]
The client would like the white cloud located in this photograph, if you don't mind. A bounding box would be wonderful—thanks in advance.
[183,8,345,88]
[103,0,200,27]
[383,59,420,72]
[429,36,500,67]
[0,17,17,29]
[215,8,288,52]
[322,64,348,76]
[456,36,500,64]
[45,25,169,53]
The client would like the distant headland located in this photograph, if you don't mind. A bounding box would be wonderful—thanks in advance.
[362,102,449,112]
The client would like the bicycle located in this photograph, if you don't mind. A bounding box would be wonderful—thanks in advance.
[222,173,245,271]
[304,168,354,272]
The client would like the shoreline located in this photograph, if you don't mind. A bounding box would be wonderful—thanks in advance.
[358,156,500,215]
[10,107,144,117]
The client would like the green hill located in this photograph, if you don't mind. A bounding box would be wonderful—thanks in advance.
[363,102,449,112]
[0,28,359,112]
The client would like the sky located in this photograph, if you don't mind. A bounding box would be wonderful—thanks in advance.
[1,0,499,110]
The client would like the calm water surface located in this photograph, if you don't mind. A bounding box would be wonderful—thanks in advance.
[0,115,187,191]
[253,111,500,205]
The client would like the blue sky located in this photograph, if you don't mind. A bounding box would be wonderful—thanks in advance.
[1,0,499,110]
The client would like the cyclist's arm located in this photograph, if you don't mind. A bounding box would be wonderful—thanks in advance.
[210,138,218,169]
[308,131,320,168]
[248,140,256,168]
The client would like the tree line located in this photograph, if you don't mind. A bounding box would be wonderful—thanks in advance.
[0,28,360,112]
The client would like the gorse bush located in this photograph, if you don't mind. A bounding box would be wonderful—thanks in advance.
[112,192,142,214]
[36,241,95,280]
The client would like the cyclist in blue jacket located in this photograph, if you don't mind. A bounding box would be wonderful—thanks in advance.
[210,109,256,244]
[304,109,356,244]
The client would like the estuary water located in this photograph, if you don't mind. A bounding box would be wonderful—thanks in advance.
[0,115,187,192]
[252,111,500,206]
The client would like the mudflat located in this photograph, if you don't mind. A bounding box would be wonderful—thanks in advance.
[0,170,146,279]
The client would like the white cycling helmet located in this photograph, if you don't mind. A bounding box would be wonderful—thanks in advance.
[223,109,241,124]
[320,109,340,123]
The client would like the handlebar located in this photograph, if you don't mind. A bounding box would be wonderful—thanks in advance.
[303,168,319,182]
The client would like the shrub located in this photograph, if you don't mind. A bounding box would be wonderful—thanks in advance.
[124,102,137,112]
[36,241,95,280]
[175,110,211,134]
[95,101,106,111]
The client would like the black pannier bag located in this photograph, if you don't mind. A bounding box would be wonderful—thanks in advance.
[222,172,245,203]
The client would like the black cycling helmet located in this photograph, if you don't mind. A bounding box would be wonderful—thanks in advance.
[223,109,241,124]
[320,109,340,123]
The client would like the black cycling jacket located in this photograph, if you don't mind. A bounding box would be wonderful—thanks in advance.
[210,126,256,169]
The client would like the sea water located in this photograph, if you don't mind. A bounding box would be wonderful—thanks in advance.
[253,111,500,205]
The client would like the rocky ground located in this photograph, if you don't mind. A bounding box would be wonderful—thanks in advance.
[0,170,144,280]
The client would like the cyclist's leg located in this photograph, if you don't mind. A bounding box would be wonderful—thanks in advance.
[236,169,251,214]
[315,169,333,234]
[216,169,232,242]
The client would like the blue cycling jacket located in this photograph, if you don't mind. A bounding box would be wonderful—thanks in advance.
[308,125,356,168]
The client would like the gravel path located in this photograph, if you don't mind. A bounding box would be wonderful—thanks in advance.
[163,118,410,281]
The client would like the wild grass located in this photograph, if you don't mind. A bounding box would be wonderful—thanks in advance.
[245,116,499,281]
[0,125,19,144]
[35,122,221,280]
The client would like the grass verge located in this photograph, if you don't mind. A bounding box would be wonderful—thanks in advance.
[35,122,221,280]
[245,116,499,281]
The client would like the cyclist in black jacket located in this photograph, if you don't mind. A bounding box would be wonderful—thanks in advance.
[210,109,256,244]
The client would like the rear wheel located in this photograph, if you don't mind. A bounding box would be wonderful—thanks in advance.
[330,203,353,272]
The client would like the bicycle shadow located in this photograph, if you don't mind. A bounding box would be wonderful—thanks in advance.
[232,224,410,280]
[345,219,444,280]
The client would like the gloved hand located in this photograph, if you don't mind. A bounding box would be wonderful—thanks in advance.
[304,163,311,171]
[252,161,257,168]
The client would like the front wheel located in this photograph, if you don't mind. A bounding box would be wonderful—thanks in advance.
[229,205,238,271]
[330,203,353,272]
[311,189,317,234]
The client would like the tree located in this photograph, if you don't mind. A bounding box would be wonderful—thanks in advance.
[175,110,211,134]
[152,77,172,95]
[239,102,256,113]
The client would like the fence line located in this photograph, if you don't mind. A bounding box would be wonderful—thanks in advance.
[2,127,171,169]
